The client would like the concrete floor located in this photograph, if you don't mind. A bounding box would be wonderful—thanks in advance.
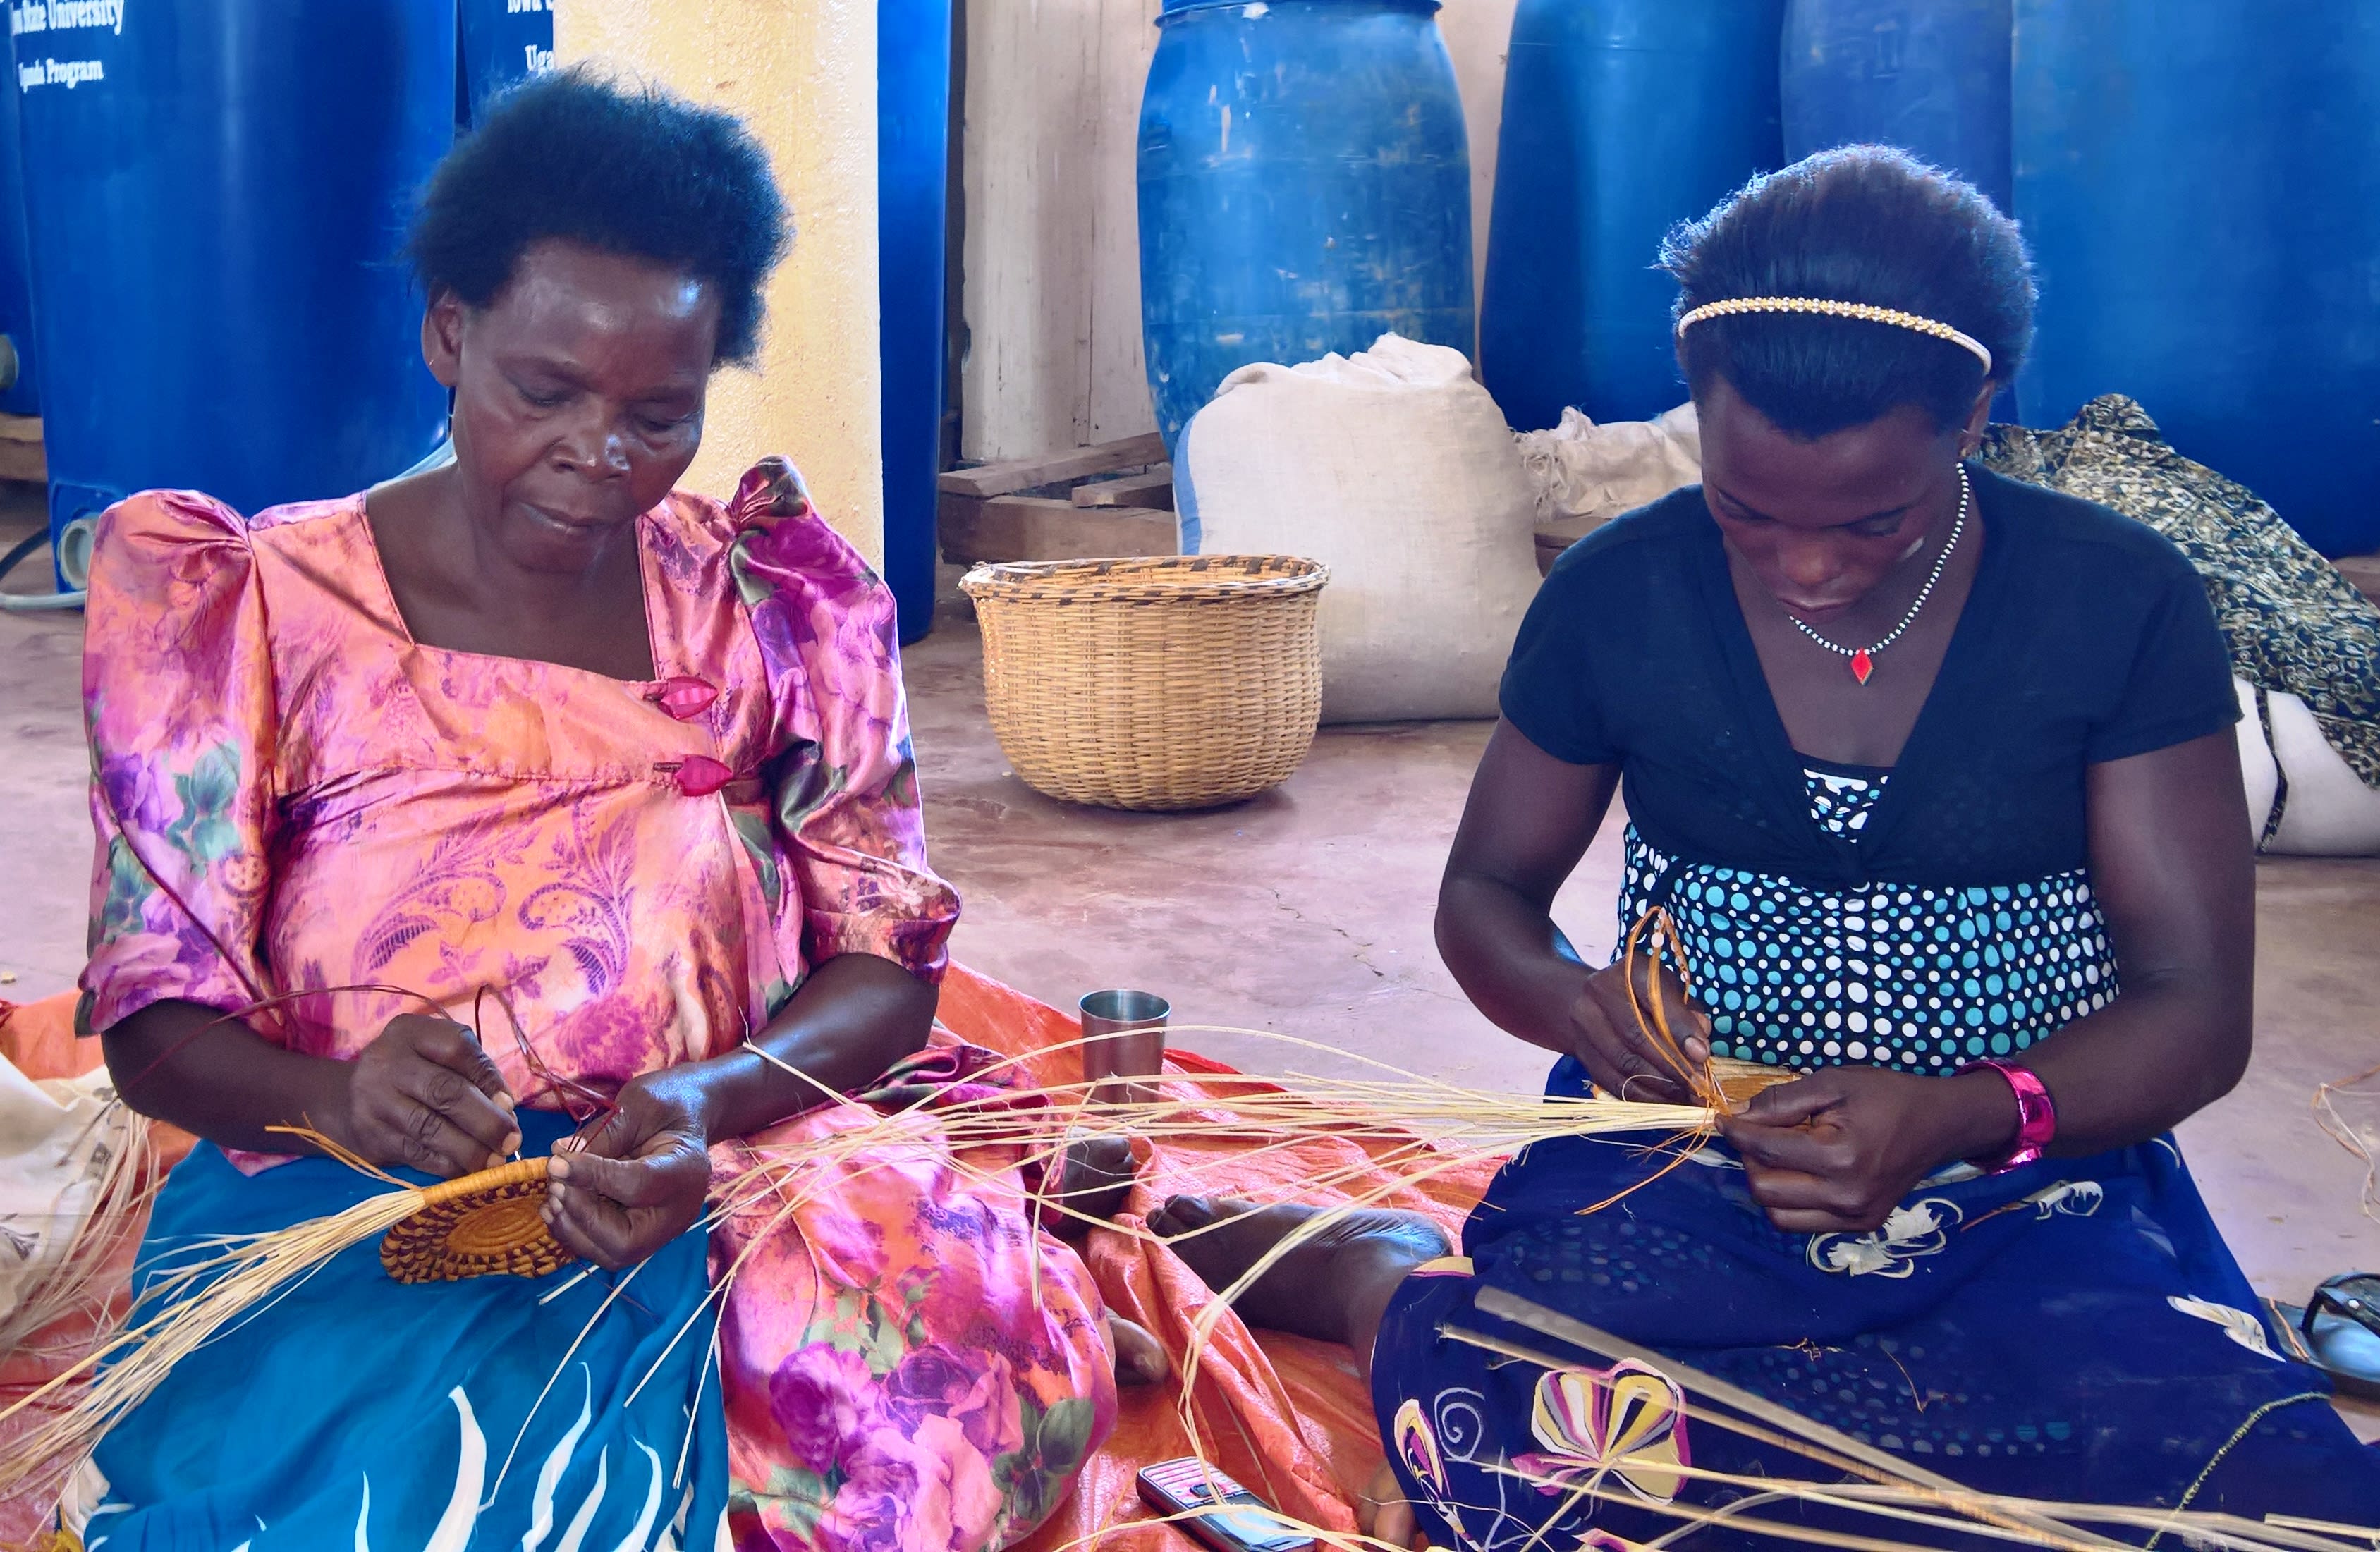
[4,508,2377,1429]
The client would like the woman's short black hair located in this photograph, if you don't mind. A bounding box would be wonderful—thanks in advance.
[1661,146,2034,438]
[408,67,791,366]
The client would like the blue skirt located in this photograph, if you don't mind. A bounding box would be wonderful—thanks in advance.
[1372,1056,2380,1548]
[78,1111,728,1551]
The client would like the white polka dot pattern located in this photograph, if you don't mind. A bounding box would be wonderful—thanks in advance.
[1615,769,2118,1070]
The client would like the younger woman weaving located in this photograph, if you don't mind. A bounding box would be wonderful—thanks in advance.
[71,72,1132,1551]
[1156,147,2380,1535]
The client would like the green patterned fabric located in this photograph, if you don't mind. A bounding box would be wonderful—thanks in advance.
[1980,395,2380,790]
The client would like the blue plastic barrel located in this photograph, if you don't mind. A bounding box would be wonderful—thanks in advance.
[12,1,453,589]
[1780,0,2011,216]
[0,74,37,417]
[1137,0,1474,451]
[2015,1,2380,556]
[1480,0,1786,432]
[878,0,952,642]
[459,0,554,126]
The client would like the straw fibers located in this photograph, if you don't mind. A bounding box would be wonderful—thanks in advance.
[2312,1058,2380,1219]
[0,1102,154,1359]
[3,910,2374,1546]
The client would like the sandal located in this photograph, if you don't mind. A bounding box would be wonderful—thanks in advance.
[2266,1272,2380,1402]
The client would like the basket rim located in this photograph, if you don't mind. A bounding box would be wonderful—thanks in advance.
[413,1156,550,1208]
[960,554,1328,604]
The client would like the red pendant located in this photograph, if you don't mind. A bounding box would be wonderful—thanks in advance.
[1850,648,1875,685]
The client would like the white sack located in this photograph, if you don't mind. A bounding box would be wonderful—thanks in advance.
[2268,692,2380,854]
[1515,403,1704,530]
[1175,334,1544,723]
[2232,678,2281,848]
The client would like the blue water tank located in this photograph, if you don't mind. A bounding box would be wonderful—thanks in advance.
[1480,0,1786,432]
[1138,0,1474,451]
[459,0,553,126]
[2015,1,2380,557]
[878,0,952,642]
[12,2,453,589]
[1781,0,2011,215]
[0,73,37,417]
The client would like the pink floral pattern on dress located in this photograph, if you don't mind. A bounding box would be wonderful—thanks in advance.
[78,466,1116,1551]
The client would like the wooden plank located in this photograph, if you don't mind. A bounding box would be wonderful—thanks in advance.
[936,431,1168,500]
[958,0,1098,461]
[958,0,1161,460]
[1071,467,1173,510]
[0,417,46,482]
[939,491,1178,563]
[1082,0,1164,446]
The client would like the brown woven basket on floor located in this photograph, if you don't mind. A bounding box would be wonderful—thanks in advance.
[960,555,1329,812]
[380,1157,575,1283]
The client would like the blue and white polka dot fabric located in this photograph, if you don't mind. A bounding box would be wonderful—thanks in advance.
[1616,764,2116,1070]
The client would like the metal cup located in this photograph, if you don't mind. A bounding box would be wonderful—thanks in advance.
[1078,989,1168,1104]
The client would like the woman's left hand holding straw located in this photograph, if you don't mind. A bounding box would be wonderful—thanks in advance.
[542,1069,715,1269]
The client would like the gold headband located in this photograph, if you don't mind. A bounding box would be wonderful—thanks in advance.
[1676,296,1994,375]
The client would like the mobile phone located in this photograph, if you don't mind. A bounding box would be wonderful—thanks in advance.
[1135,1458,1315,1552]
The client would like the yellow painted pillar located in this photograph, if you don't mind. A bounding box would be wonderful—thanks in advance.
[554,1,886,565]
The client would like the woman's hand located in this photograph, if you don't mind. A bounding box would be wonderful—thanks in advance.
[543,1070,715,1270]
[335,1014,520,1178]
[1566,953,1711,1105]
[1721,1067,2018,1234]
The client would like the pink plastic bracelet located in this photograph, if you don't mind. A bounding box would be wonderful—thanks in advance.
[1966,1058,2056,1173]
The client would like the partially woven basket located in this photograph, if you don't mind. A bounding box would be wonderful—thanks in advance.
[380,1157,573,1283]
[960,555,1329,812]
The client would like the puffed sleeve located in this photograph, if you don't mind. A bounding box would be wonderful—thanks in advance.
[726,462,960,989]
[79,491,280,1034]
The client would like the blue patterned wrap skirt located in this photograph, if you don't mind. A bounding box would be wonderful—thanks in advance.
[1371,1056,2380,1548]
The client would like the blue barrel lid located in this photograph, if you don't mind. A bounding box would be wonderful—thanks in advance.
[1161,0,1439,16]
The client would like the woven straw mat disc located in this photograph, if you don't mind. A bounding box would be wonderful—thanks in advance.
[380,1156,575,1283]
[1709,1057,1800,1112]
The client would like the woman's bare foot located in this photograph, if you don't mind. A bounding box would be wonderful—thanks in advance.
[1108,1312,1168,1386]
[1357,1460,1422,1550]
[1147,1196,1447,1369]
[1050,1133,1137,1239]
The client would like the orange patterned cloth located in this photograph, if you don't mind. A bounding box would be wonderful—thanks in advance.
[934,972,1500,1549]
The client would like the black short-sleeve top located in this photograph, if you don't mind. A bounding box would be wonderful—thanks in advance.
[1501,466,2239,892]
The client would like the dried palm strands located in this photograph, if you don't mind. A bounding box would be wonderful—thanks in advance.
[0,1127,553,1498]
[1032,1283,2380,1552]
[8,904,2364,1545]
[0,1096,156,1359]
[0,1096,161,1536]
[4,1037,2372,1548]
[2312,1058,2380,1218]
[1448,1288,2379,1552]
[681,1027,2380,1552]
[0,1034,1716,1510]
[0,1184,424,1498]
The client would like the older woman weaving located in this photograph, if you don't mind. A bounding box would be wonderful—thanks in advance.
[1156,148,2380,1535]
[72,72,1136,1551]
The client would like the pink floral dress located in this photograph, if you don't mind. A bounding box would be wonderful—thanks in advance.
[78,465,1117,1551]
